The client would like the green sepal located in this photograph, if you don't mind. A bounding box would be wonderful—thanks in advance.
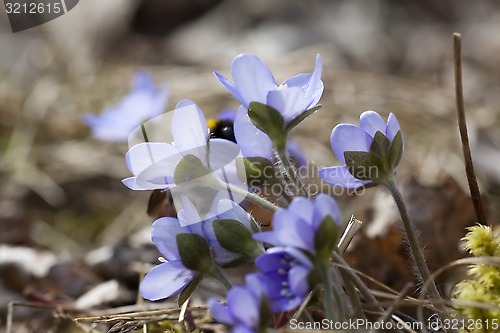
[248,102,286,150]
[314,215,339,264]
[387,131,403,169]
[213,219,264,260]
[344,151,373,181]
[176,233,215,274]
[369,131,391,159]
[174,154,216,186]
[177,273,203,307]
[237,157,279,187]
[285,105,322,133]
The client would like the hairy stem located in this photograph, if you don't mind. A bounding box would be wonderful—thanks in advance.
[222,182,280,213]
[385,179,444,309]
[275,148,310,198]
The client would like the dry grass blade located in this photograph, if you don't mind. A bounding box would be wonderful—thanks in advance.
[453,33,488,226]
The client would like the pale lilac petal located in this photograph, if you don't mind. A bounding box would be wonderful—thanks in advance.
[172,100,208,161]
[210,242,241,266]
[386,113,401,143]
[289,265,311,297]
[234,106,273,160]
[312,194,341,228]
[274,210,315,252]
[233,326,256,333]
[227,287,260,327]
[132,71,155,90]
[359,111,387,138]
[230,54,278,107]
[177,195,204,227]
[140,261,194,301]
[125,142,179,176]
[214,71,244,106]
[266,86,310,123]
[134,153,182,189]
[245,273,266,299]
[121,177,149,190]
[318,166,371,189]
[286,139,307,167]
[282,73,311,88]
[271,296,302,312]
[217,109,237,122]
[265,247,312,268]
[216,200,251,229]
[330,124,372,163]
[151,217,186,260]
[288,197,314,226]
[208,299,234,325]
[253,231,280,245]
[303,54,323,105]
[208,139,241,172]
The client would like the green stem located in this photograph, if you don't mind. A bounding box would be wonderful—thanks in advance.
[222,182,280,213]
[275,148,310,198]
[318,264,337,322]
[209,266,233,291]
[385,179,444,308]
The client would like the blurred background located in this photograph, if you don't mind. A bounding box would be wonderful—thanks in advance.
[1,0,500,331]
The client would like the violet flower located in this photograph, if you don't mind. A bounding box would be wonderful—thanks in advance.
[83,72,168,142]
[123,100,246,221]
[318,111,402,189]
[255,247,313,312]
[253,194,340,254]
[209,274,269,333]
[215,54,323,160]
[141,199,256,300]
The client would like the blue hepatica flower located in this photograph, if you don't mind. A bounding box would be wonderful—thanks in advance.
[253,194,340,254]
[141,199,256,301]
[83,72,168,142]
[255,247,313,312]
[123,100,246,220]
[215,54,323,160]
[318,111,402,189]
[209,274,268,333]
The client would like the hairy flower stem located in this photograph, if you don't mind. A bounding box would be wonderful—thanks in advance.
[221,182,280,212]
[275,148,310,198]
[386,179,444,308]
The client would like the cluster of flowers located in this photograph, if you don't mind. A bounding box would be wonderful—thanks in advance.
[85,53,403,332]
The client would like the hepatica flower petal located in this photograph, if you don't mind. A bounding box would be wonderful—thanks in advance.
[234,106,273,160]
[140,261,195,301]
[386,113,402,142]
[84,72,168,142]
[227,287,260,327]
[318,166,371,189]
[172,100,208,161]
[330,124,372,164]
[359,111,387,138]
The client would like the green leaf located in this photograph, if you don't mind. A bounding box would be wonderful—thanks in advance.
[285,105,322,133]
[388,131,403,169]
[248,102,286,149]
[176,233,214,274]
[177,273,203,307]
[213,219,264,260]
[344,151,373,181]
[174,154,213,185]
[314,215,339,263]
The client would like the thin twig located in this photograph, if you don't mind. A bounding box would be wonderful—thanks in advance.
[453,33,488,226]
